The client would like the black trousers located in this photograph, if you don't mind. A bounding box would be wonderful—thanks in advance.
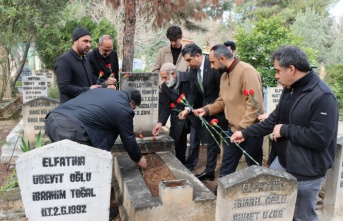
[45,113,93,146]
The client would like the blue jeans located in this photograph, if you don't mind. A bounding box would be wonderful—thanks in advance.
[220,129,263,177]
[270,157,324,221]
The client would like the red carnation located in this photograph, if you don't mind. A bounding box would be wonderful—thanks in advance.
[243,90,249,96]
[180,94,186,100]
[210,119,219,126]
[170,103,175,108]
[138,133,144,139]
[249,90,255,96]
[110,73,115,78]
[106,64,111,69]
[125,73,130,78]
[152,137,156,141]
[177,98,182,104]
[99,71,104,77]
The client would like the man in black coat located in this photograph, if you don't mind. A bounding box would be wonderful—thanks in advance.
[45,87,147,168]
[179,43,228,181]
[152,63,200,165]
[55,26,115,103]
[86,35,119,84]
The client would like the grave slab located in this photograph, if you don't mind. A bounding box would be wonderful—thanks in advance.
[216,165,298,221]
[16,140,113,221]
[0,120,23,164]
[321,136,343,221]
[114,151,216,221]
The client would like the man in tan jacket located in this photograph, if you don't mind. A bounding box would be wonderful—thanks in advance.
[151,25,188,72]
[194,44,264,179]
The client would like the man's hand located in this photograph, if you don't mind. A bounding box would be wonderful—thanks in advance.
[273,124,283,141]
[192,108,206,117]
[106,85,116,90]
[258,113,269,122]
[90,85,102,89]
[179,110,189,120]
[152,123,162,136]
[137,157,147,168]
[105,78,117,85]
[230,131,245,144]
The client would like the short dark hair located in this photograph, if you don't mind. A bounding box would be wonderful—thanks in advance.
[181,43,202,57]
[223,41,236,50]
[211,44,233,59]
[166,26,182,41]
[122,87,142,106]
[271,45,311,72]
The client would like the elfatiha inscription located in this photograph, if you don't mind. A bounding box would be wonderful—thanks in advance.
[42,156,85,167]
[242,180,284,193]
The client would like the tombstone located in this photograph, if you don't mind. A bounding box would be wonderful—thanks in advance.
[16,140,113,221]
[22,76,48,103]
[322,136,343,221]
[265,86,283,114]
[119,72,159,135]
[216,165,298,221]
[33,69,55,88]
[22,97,59,147]
[17,65,32,82]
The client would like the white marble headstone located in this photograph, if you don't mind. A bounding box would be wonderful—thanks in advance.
[265,86,283,114]
[119,72,159,135]
[16,140,113,221]
[22,76,48,103]
[216,166,298,221]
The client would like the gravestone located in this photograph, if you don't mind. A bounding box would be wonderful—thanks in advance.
[22,76,48,103]
[22,97,59,147]
[322,136,343,221]
[119,72,159,135]
[216,165,298,221]
[17,66,32,82]
[16,140,113,221]
[265,86,283,114]
[34,69,55,88]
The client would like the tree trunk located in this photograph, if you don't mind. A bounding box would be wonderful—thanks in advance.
[122,0,136,72]
[10,36,33,98]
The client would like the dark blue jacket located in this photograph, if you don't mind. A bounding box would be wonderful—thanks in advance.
[51,88,142,162]
[55,49,97,103]
[243,71,338,180]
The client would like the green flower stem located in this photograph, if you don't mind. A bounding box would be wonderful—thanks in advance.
[140,138,155,168]
[211,123,260,166]
[249,94,260,115]
[96,77,100,85]
[198,116,221,148]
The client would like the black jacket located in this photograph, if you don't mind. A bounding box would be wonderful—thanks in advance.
[86,48,119,83]
[188,56,227,129]
[158,71,201,141]
[50,88,142,162]
[243,71,338,180]
[55,49,96,103]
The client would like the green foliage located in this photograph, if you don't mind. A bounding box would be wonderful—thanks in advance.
[35,16,118,70]
[292,8,334,65]
[20,131,42,152]
[234,15,317,88]
[324,64,343,109]
[0,170,18,195]
[48,85,60,100]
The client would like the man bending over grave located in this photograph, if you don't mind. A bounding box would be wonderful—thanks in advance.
[45,87,147,168]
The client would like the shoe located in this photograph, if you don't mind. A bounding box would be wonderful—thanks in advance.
[109,208,118,220]
[195,172,215,181]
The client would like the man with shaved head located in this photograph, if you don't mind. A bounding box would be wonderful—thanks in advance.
[87,34,119,84]
[152,63,199,165]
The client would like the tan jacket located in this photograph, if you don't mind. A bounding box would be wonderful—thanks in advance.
[204,59,264,132]
[151,45,188,72]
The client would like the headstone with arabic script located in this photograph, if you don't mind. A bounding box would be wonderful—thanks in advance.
[216,165,297,221]
[119,72,159,135]
[16,140,113,221]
